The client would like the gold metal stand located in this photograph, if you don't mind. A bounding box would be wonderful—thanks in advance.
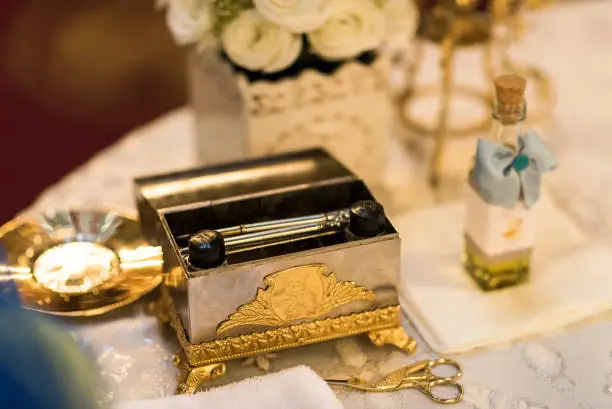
[154,287,416,394]
[399,0,555,187]
[173,351,227,394]
[368,326,418,353]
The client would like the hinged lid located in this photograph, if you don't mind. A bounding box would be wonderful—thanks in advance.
[134,149,356,243]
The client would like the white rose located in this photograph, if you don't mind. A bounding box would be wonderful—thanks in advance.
[165,0,213,46]
[308,0,385,61]
[222,9,303,73]
[382,0,418,42]
[254,0,329,33]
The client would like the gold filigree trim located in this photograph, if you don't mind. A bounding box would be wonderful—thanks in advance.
[216,264,376,335]
[160,287,400,366]
[368,327,418,354]
[173,350,227,394]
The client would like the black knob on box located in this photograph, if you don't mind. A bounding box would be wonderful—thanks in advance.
[349,200,386,238]
[188,230,226,269]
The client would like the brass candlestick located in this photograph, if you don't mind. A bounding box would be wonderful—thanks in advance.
[398,0,555,188]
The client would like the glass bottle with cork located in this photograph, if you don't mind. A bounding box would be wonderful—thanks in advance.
[462,74,557,290]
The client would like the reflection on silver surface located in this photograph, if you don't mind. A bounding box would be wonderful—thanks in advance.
[140,159,318,203]
[134,149,355,244]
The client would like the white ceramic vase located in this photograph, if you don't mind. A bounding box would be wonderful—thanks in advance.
[188,49,392,183]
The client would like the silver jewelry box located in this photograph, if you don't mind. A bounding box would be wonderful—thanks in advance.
[135,149,415,393]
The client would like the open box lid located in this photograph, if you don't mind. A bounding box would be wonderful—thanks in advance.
[134,149,357,243]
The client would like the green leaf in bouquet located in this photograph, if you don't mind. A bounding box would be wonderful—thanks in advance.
[213,0,254,36]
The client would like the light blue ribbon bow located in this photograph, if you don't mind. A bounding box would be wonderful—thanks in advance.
[471,129,557,209]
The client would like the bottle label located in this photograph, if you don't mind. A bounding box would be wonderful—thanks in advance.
[465,185,536,257]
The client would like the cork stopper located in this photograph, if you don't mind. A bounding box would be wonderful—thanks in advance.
[493,74,526,124]
[495,75,526,105]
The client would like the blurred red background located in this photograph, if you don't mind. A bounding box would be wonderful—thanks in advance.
[0,0,186,223]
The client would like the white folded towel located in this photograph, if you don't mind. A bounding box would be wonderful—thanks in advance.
[114,366,344,409]
[397,193,612,354]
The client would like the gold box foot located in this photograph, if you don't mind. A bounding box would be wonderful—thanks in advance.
[173,350,227,394]
[367,326,417,354]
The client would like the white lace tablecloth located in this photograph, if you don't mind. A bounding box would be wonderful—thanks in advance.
[24,2,612,408]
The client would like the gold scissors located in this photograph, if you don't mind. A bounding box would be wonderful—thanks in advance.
[325,358,464,404]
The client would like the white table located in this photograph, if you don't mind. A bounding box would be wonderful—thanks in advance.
[26,2,612,408]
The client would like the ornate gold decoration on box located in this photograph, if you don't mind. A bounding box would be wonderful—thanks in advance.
[217,264,376,334]
[172,350,227,395]
[156,264,416,394]
[160,288,404,366]
[368,326,418,353]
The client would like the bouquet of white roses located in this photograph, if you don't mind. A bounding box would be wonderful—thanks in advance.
[159,0,417,74]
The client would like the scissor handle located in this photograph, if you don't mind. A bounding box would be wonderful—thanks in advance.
[426,357,463,381]
[418,379,464,404]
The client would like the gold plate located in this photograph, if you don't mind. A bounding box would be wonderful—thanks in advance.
[0,209,163,316]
